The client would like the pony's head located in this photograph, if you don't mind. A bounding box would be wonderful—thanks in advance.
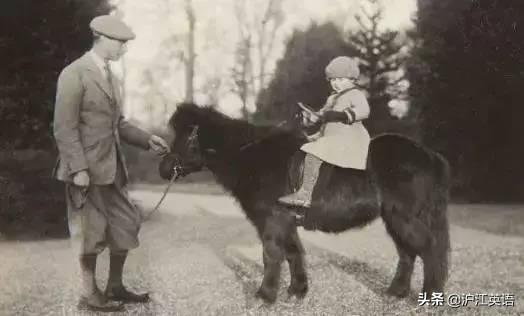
[159,103,209,180]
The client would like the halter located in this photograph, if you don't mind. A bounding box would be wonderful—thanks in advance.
[142,127,199,221]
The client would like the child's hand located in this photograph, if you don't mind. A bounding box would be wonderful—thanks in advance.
[302,111,320,126]
[308,111,322,123]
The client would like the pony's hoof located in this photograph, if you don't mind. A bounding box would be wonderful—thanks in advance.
[421,287,444,298]
[287,283,308,299]
[386,282,410,298]
[255,287,277,304]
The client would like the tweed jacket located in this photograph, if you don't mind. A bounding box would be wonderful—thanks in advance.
[53,52,151,185]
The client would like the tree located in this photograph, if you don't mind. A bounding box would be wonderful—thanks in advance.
[231,0,285,119]
[155,0,196,104]
[408,0,524,201]
[0,0,112,150]
[200,77,222,106]
[140,69,172,128]
[184,0,196,103]
[0,0,113,238]
[231,3,253,118]
[256,23,353,123]
[255,0,285,94]
[347,0,413,137]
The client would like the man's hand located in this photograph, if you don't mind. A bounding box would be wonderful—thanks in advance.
[73,170,90,187]
[148,135,170,156]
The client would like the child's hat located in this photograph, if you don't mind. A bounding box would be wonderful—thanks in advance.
[325,56,360,79]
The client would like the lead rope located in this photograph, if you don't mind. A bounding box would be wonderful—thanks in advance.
[142,165,183,221]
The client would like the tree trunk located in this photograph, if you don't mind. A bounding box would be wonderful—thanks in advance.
[185,0,196,103]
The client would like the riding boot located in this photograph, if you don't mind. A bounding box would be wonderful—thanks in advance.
[278,153,322,208]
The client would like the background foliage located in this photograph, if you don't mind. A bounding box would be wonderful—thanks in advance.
[407,0,524,201]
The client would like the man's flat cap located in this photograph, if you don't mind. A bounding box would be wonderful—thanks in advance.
[89,15,135,41]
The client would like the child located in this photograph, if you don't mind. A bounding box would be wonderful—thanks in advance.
[278,56,371,208]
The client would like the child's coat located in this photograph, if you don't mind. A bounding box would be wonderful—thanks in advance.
[301,88,371,170]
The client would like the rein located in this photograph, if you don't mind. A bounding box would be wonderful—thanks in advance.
[238,119,290,151]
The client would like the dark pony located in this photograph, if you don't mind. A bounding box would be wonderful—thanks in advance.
[160,103,450,303]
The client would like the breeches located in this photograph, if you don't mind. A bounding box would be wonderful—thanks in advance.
[66,165,142,255]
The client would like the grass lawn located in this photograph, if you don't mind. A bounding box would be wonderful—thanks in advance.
[448,204,524,237]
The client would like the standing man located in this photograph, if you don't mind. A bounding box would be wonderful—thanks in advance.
[53,15,170,312]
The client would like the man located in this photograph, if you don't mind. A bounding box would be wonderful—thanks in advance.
[53,15,170,312]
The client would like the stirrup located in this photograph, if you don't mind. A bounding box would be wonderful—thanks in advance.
[278,195,311,208]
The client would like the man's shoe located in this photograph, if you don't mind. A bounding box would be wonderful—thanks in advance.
[77,295,124,312]
[105,286,150,303]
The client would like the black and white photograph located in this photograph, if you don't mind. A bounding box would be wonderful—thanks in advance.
[0,0,522,315]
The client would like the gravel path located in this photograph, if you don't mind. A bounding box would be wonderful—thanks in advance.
[0,190,522,315]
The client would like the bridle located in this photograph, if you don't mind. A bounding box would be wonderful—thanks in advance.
[142,125,199,221]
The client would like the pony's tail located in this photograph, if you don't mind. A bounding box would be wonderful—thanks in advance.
[369,133,451,285]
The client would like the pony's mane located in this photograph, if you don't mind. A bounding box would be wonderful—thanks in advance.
[170,102,301,151]
[170,103,252,131]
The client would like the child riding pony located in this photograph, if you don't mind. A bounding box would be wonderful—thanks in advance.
[278,56,371,208]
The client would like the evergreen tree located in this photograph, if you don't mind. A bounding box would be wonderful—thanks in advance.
[347,0,412,137]
[0,0,112,150]
[255,22,353,123]
[408,0,524,201]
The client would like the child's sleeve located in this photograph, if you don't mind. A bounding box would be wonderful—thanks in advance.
[337,90,370,124]
[349,91,371,121]
[322,91,370,124]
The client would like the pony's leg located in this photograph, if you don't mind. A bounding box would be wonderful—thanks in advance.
[285,228,308,298]
[384,205,449,297]
[387,242,415,297]
[383,207,432,296]
[256,214,287,303]
[420,218,449,296]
